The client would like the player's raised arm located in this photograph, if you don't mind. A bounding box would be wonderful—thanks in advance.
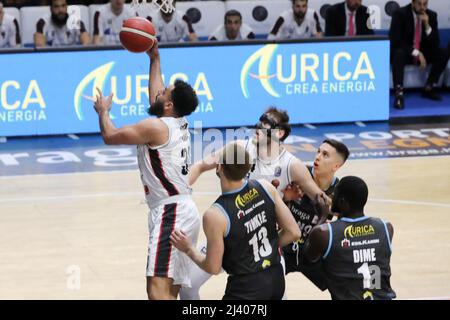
[290,158,329,203]
[259,179,301,247]
[147,41,165,106]
[93,88,165,145]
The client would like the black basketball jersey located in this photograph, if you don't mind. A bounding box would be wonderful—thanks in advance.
[323,216,396,300]
[286,166,338,247]
[214,180,281,276]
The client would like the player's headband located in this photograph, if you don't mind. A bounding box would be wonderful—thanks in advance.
[255,113,291,141]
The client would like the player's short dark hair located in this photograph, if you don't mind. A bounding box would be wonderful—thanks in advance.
[292,0,308,4]
[219,143,252,181]
[171,79,198,117]
[261,107,291,141]
[51,0,67,6]
[336,176,368,212]
[224,10,242,23]
[322,139,350,163]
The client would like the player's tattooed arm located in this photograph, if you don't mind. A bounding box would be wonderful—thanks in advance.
[170,207,225,275]
[302,224,329,263]
[147,41,164,106]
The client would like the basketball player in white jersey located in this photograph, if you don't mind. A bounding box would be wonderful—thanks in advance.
[180,107,326,300]
[0,0,21,48]
[93,42,200,300]
[209,10,255,41]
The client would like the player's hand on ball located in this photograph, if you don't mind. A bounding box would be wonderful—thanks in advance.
[282,183,303,202]
[146,40,160,60]
[170,229,192,253]
[93,87,114,114]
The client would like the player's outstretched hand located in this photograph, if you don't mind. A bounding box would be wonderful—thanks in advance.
[314,193,331,216]
[282,183,303,202]
[170,229,192,254]
[93,87,113,114]
[146,41,160,60]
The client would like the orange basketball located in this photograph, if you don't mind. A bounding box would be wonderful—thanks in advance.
[120,17,156,53]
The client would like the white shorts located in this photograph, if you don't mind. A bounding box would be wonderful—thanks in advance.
[146,197,200,288]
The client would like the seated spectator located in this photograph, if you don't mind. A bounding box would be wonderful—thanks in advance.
[209,10,254,41]
[93,0,136,45]
[390,0,450,109]
[325,0,374,37]
[140,0,197,43]
[268,0,321,40]
[34,0,89,47]
[0,0,21,48]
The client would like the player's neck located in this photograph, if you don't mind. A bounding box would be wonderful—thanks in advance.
[111,4,123,16]
[258,142,282,161]
[221,179,246,194]
[343,211,365,219]
[313,171,334,191]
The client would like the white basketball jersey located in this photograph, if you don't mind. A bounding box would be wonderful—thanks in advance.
[137,117,192,208]
[37,14,83,46]
[94,4,136,45]
[0,14,19,48]
[208,23,254,41]
[269,8,321,40]
[244,140,295,196]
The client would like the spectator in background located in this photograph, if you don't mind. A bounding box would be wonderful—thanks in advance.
[390,0,449,110]
[325,0,374,37]
[0,0,21,48]
[93,0,135,45]
[140,0,197,43]
[209,10,254,41]
[34,0,89,47]
[268,0,322,40]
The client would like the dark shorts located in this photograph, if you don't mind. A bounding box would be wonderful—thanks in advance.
[282,246,328,291]
[222,264,285,300]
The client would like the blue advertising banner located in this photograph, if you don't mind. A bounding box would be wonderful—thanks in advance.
[0,40,389,137]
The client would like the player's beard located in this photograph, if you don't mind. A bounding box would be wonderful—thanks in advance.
[294,11,306,20]
[147,100,165,117]
[51,12,69,27]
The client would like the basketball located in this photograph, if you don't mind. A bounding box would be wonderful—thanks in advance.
[120,17,156,53]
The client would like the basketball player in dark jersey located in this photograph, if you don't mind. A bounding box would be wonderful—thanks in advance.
[170,143,301,299]
[303,176,396,300]
[282,139,349,291]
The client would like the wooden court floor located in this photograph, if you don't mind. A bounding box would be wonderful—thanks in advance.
[0,156,449,299]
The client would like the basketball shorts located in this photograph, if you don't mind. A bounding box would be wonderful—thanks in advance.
[146,196,200,288]
[223,263,285,300]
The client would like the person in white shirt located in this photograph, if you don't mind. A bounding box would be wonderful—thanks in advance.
[141,0,197,43]
[34,0,89,47]
[93,0,136,45]
[268,0,322,40]
[209,10,255,41]
[0,0,21,48]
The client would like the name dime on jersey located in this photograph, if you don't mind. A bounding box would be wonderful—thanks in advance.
[353,248,376,263]
[244,212,267,233]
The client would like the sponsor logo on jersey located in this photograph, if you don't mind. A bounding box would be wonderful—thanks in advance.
[274,166,282,177]
[344,224,375,238]
[235,188,259,210]
[262,259,271,269]
[341,238,350,248]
